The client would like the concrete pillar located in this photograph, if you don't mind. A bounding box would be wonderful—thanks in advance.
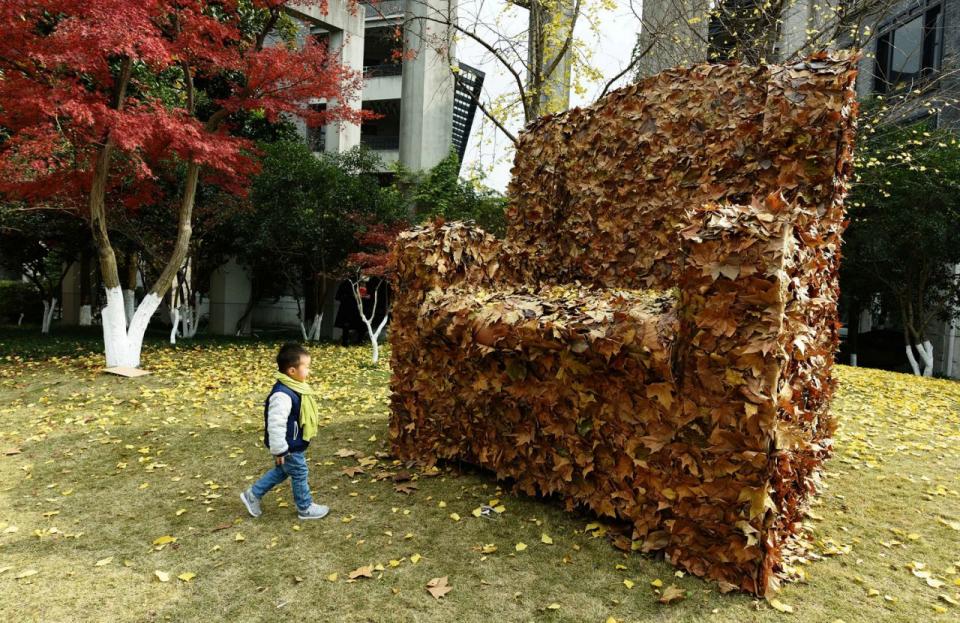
[326,18,365,152]
[208,258,252,335]
[399,0,457,171]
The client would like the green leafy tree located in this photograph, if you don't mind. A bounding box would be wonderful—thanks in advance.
[843,105,960,376]
[390,151,508,236]
[234,141,405,337]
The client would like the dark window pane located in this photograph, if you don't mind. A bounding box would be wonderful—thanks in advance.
[890,15,923,81]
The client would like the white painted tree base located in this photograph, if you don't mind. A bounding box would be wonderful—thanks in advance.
[41,298,57,334]
[300,313,322,342]
[79,304,93,326]
[905,341,935,376]
[102,286,161,368]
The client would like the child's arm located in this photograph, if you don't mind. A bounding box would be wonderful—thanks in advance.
[266,392,293,464]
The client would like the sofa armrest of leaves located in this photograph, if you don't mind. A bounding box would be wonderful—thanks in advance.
[392,220,507,296]
[677,193,795,416]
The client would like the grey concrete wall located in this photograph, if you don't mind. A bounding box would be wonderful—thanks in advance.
[399,0,456,171]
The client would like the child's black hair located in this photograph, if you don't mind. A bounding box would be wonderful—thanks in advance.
[277,342,309,373]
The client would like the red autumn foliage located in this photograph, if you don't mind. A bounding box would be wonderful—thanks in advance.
[0,0,366,211]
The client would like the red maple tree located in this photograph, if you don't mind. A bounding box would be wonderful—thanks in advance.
[0,0,366,367]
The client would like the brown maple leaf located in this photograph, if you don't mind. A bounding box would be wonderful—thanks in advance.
[425,576,452,599]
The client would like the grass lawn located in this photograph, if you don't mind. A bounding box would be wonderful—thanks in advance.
[1,328,958,622]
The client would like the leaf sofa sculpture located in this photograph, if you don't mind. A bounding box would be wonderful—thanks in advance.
[389,51,860,595]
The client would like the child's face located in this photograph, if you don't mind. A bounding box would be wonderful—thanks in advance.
[286,355,311,382]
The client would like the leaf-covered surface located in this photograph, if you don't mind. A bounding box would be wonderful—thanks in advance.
[389,52,860,595]
[0,334,958,621]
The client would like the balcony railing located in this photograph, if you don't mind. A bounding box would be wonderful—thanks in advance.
[363,63,403,78]
[364,0,404,18]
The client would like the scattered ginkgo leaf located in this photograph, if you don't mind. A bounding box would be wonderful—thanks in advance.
[769,599,794,613]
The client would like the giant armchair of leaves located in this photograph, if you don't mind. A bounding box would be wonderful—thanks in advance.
[389,52,860,595]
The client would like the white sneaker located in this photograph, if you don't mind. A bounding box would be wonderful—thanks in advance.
[240,488,262,518]
[297,503,330,520]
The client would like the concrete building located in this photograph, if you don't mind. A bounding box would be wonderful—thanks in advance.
[636,0,960,377]
[56,0,484,341]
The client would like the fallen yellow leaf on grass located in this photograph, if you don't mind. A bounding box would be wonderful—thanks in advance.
[623,579,635,589]
[515,542,527,552]
[178,572,196,582]
[175,509,186,516]
[235,533,245,542]
[15,569,38,580]
[937,517,960,531]
[94,557,113,567]
[650,578,663,587]
[546,603,561,610]
[152,535,176,546]
[769,599,794,613]
[410,553,422,564]
[154,570,170,582]
[326,572,338,582]
[540,533,553,545]
[449,513,461,522]
[472,507,483,518]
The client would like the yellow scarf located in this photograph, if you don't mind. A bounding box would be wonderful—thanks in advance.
[275,372,320,442]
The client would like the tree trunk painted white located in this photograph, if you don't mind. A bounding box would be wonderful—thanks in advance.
[102,286,161,368]
[351,280,388,363]
[41,298,57,334]
[905,344,921,376]
[920,340,934,377]
[905,341,935,376]
[122,289,135,328]
[169,307,180,345]
[850,353,857,367]
[79,304,93,326]
[300,313,323,342]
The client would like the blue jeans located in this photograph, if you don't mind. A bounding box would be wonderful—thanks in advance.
[250,451,313,511]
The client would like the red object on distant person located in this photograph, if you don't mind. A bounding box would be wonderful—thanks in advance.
[359,286,368,297]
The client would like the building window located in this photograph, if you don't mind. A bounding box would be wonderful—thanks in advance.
[874,2,943,93]
[360,99,401,151]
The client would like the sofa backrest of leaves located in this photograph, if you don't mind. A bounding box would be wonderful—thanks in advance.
[504,53,860,292]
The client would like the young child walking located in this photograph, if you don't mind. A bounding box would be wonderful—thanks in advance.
[241,342,330,520]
